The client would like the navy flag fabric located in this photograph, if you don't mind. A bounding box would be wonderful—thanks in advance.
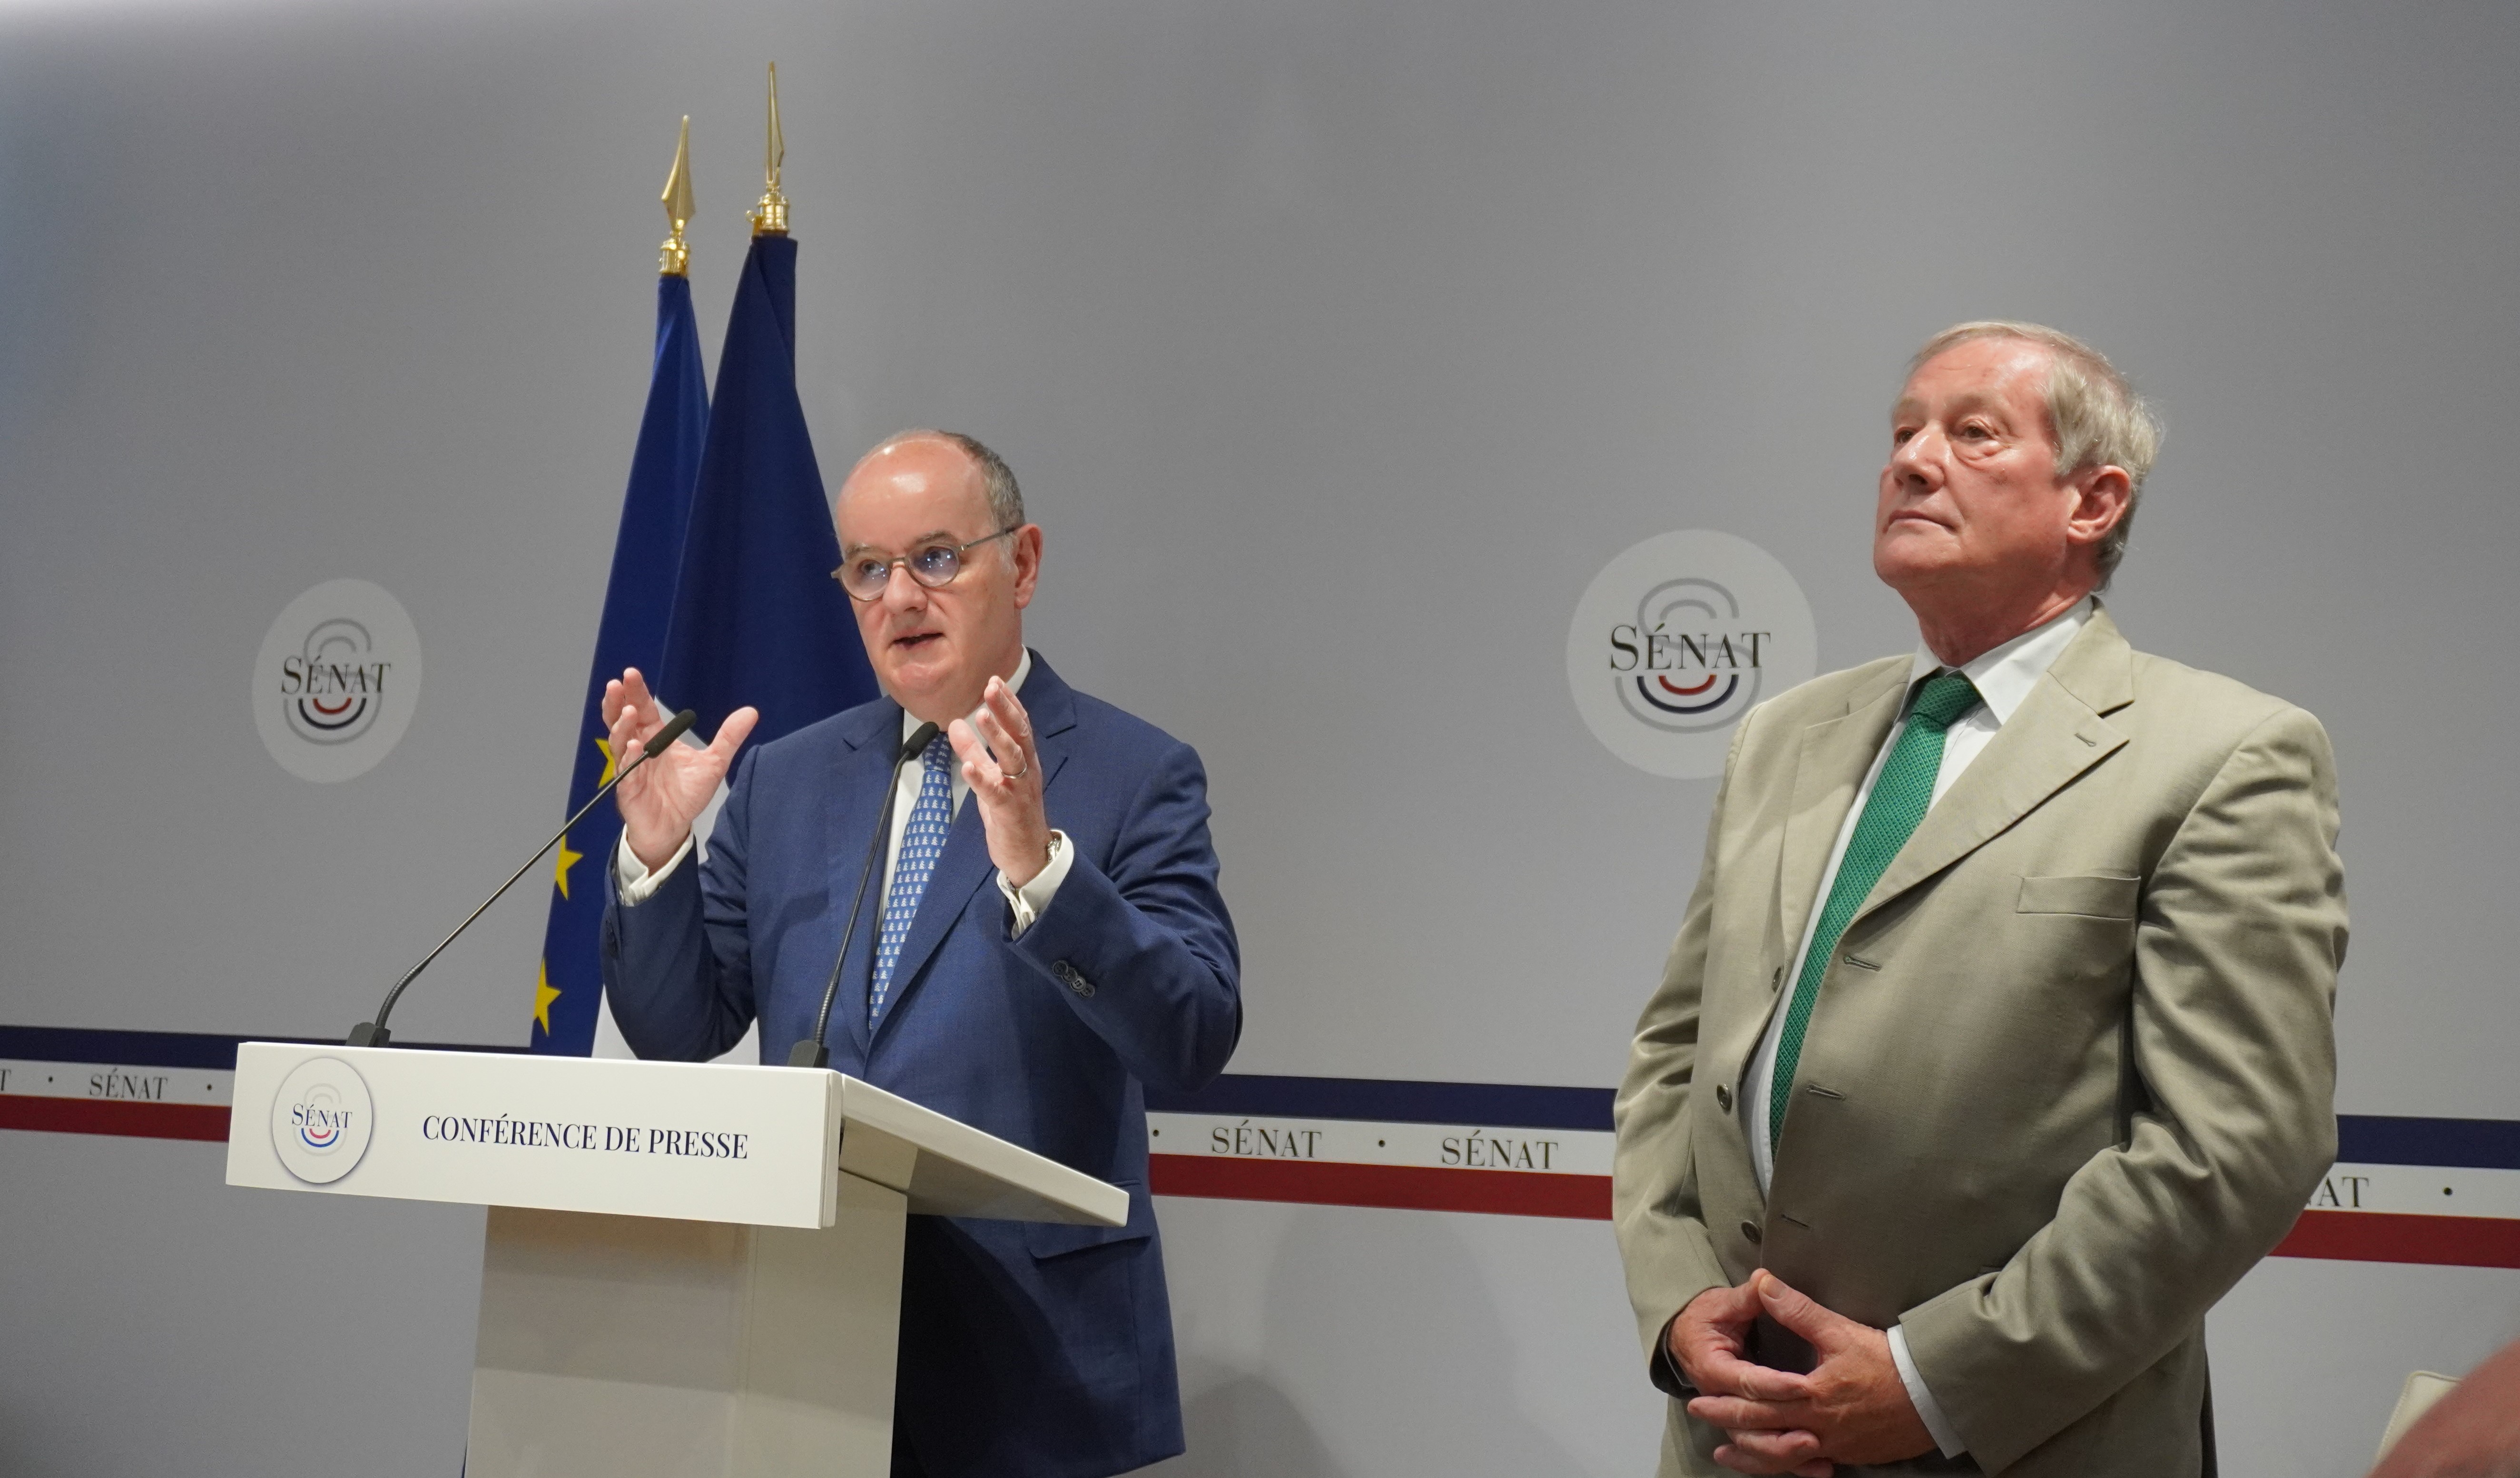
[656,232,876,749]
[530,273,708,1054]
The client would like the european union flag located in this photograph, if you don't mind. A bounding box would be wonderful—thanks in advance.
[530,273,708,1054]
[656,232,876,748]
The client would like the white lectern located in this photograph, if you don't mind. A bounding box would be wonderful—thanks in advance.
[225,1042,1126,1478]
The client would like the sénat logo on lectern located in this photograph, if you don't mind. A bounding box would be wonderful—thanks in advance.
[250,579,423,783]
[1565,531,1817,778]
[268,1057,377,1185]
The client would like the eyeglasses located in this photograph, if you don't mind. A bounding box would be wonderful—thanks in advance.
[831,528,1020,602]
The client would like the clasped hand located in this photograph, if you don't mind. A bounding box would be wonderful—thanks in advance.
[1669,1271,1936,1476]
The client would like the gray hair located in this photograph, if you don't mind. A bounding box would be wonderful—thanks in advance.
[1907,321,2162,587]
[890,428,1024,530]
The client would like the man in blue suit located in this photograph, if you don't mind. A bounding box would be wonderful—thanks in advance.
[595,429,1241,1478]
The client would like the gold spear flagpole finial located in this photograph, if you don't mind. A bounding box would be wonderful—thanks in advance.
[659,116,696,275]
[749,63,789,236]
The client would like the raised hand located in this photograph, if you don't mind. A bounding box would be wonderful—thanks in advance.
[946,674,1053,888]
[600,667,758,870]
[1685,1272,1934,1473]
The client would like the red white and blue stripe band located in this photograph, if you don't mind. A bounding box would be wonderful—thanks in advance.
[5,1026,2512,1270]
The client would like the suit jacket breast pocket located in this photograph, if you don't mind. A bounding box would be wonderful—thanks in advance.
[2014,873,2141,920]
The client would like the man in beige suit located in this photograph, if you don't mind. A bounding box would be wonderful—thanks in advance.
[1612,322,2346,1478]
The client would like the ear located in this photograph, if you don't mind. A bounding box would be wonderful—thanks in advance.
[2064,464,2133,551]
[1009,524,1044,611]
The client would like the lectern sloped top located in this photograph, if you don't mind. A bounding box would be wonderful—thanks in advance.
[225,1041,1126,1231]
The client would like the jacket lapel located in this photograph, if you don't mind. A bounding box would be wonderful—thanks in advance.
[1774,661,1910,963]
[868,652,1080,1045]
[1853,608,2136,925]
[829,698,908,1059]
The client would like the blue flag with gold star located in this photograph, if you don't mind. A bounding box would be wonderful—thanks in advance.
[530,272,708,1054]
[656,231,875,748]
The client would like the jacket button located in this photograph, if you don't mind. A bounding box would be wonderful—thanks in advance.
[1713,1084,1733,1113]
[1740,1220,1762,1246]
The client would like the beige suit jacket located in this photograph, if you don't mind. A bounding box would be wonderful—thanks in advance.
[1611,608,2345,1477]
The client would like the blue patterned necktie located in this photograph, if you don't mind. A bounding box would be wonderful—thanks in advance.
[870,733,955,1027]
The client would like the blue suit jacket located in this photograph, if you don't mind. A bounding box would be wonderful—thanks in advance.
[600,654,1240,1478]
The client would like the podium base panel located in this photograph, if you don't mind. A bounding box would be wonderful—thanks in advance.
[466,1172,906,1477]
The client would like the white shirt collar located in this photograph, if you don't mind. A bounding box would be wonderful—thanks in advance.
[1906,597,2093,726]
[900,648,1032,743]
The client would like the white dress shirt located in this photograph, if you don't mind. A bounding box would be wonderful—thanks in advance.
[615,650,1073,935]
[1738,598,2092,1457]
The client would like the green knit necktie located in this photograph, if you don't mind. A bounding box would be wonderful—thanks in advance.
[1768,669,1983,1147]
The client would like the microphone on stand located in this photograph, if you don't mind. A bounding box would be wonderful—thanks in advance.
[346,708,699,1048]
[789,721,941,1068]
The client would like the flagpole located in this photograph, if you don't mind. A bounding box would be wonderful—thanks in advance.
[660,115,694,276]
[749,62,788,236]
[527,117,713,1052]
[658,56,876,760]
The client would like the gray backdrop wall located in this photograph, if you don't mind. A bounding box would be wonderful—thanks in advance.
[3,1,2517,1474]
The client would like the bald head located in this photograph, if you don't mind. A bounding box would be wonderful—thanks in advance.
[847,430,1022,528]
[841,433,989,530]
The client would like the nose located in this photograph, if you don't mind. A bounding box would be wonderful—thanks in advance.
[879,563,928,614]
[1887,424,1945,491]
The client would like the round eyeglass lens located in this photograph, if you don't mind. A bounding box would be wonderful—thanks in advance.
[842,560,889,598]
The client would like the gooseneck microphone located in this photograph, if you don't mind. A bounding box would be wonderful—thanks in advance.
[789,721,941,1068]
[346,708,699,1048]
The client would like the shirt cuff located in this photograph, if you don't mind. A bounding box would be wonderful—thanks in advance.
[995,830,1071,938]
[614,831,694,906]
[1888,1323,1966,1458]
[1648,1313,1694,1397]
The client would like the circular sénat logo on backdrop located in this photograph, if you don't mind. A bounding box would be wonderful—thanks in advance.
[1565,530,1818,778]
[251,579,423,783]
[268,1056,376,1185]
